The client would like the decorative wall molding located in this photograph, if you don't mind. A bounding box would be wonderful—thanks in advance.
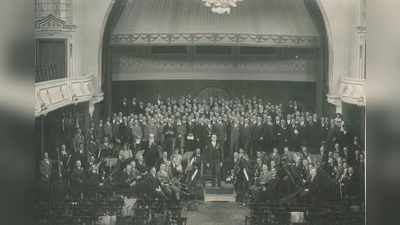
[238,61,277,70]
[194,61,233,69]
[150,60,190,69]
[110,33,322,47]
[283,60,316,71]
[35,14,76,35]
[113,59,145,70]
[340,76,366,106]
[35,75,94,117]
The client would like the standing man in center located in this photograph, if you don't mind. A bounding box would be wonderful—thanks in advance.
[205,134,223,188]
[230,117,240,157]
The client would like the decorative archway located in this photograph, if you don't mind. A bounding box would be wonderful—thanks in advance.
[197,87,230,100]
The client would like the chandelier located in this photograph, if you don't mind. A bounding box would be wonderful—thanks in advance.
[203,0,243,14]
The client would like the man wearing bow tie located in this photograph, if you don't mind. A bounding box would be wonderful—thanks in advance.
[205,134,223,188]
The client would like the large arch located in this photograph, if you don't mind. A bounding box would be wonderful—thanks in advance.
[99,0,332,118]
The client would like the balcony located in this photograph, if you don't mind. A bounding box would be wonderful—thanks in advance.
[340,76,366,106]
[35,75,94,117]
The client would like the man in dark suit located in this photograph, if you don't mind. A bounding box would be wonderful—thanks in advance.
[326,119,340,151]
[128,97,137,115]
[136,101,145,116]
[146,167,165,200]
[120,97,129,116]
[296,168,322,204]
[264,115,277,154]
[39,152,52,183]
[253,116,265,153]
[144,133,160,169]
[293,100,302,113]
[240,118,252,156]
[94,120,104,144]
[338,124,352,149]
[252,168,281,203]
[351,136,363,152]
[205,134,223,187]
[212,116,227,157]
[196,118,208,154]
[297,116,309,148]
[69,160,85,189]
[342,167,359,198]
[230,117,241,156]
[277,119,289,154]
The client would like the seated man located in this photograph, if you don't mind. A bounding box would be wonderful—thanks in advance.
[157,163,180,200]
[250,164,272,198]
[252,168,281,203]
[135,155,148,178]
[146,167,166,200]
[85,164,104,189]
[296,168,322,204]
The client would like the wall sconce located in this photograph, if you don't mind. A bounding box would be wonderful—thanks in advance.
[41,103,48,111]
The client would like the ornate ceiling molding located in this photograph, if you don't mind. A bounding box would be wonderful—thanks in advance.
[110,33,322,47]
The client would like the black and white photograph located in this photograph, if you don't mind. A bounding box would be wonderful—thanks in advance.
[33,0,367,224]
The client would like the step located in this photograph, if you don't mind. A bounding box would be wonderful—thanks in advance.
[204,193,237,202]
[204,187,235,195]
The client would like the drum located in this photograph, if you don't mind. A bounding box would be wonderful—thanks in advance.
[291,212,305,223]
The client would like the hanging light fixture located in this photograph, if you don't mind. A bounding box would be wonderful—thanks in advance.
[203,0,243,14]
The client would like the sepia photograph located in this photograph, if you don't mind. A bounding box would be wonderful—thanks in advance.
[33,0,366,224]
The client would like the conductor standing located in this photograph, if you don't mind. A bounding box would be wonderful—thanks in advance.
[205,134,223,188]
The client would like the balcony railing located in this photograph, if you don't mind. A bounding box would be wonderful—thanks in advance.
[340,76,366,106]
[35,75,94,117]
[35,64,65,83]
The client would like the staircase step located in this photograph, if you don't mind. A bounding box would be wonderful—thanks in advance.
[204,194,237,202]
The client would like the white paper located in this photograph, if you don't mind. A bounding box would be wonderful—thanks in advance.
[135,139,141,144]
[187,135,194,140]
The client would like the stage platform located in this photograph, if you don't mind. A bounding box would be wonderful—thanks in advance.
[204,182,236,202]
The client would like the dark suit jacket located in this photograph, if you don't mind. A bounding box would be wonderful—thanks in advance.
[240,123,252,143]
[39,159,52,181]
[86,170,101,188]
[69,166,85,187]
[253,123,266,141]
[136,160,148,174]
[205,142,223,164]
[128,102,136,115]
[277,125,289,144]
[146,174,161,196]
[212,123,227,141]
[144,142,160,168]
[265,175,281,196]
[230,123,241,141]
[120,102,129,116]
[326,125,340,143]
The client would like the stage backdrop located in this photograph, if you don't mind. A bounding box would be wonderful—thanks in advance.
[112,80,317,113]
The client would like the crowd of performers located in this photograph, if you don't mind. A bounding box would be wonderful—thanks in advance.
[38,94,365,204]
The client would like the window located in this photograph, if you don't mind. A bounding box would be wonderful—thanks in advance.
[151,46,187,54]
[196,46,232,55]
[36,39,67,82]
[240,46,276,55]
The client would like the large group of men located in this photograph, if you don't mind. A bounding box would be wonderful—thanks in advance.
[39,94,365,203]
